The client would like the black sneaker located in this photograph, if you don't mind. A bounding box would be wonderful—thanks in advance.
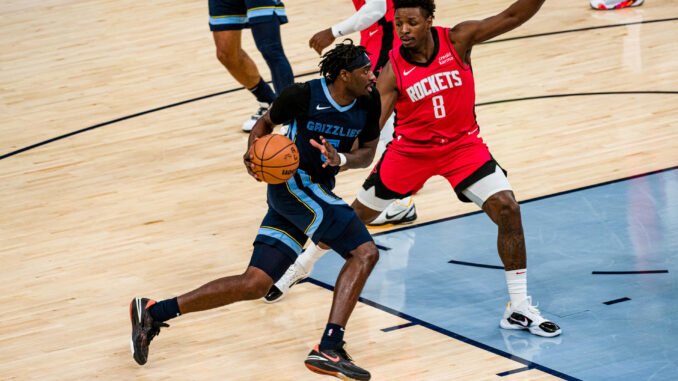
[129,297,169,365]
[304,341,371,381]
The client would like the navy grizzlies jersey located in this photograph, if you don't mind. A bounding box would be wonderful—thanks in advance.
[269,78,380,189]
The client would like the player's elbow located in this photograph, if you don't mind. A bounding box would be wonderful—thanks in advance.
[374,0,387,18]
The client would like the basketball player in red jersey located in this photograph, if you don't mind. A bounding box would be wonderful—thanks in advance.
[350,0,562,337]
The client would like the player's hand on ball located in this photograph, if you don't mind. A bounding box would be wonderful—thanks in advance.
[310,135,340,167]
[243,140,261,181]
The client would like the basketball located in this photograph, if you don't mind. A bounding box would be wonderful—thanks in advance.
[250,134,299,184]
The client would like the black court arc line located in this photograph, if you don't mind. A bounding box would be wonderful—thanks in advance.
[304,277,580,381]
[3,89,676,161]
[2,17,677,161]
[486,17,678,44]
[0,70,320,161]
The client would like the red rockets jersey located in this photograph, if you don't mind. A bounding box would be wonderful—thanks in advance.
[390,26,478,142]
[352,0,398,73]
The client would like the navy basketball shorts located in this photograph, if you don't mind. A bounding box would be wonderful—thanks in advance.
[208,0,287,31]
[250,170,373,276]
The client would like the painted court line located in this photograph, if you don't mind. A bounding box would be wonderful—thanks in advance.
[381,322,417,332]
[497,366,533,376]
[592,270,668,275]
[603,297,631,306]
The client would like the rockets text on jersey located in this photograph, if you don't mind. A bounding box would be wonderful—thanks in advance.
[390,26,478,142]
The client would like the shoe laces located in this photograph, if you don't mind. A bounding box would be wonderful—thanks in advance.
[335,341,353,362]
[283,262,308,282]
[520,296,542,316]
[146,321,169,341]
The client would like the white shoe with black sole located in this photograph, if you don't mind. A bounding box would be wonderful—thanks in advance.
[500,297,562,337]
[369,197,417,226]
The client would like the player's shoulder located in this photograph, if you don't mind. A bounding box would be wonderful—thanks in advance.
[280,81,311,98]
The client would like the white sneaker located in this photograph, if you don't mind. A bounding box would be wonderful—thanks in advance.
[242,102,270,132]
[590,0,643,10]
[500,297,562,337]
[263,261,311,303]
[368,197,417,226]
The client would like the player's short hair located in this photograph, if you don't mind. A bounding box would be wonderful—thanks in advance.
[319,39,369,83]
[393,0,436,18]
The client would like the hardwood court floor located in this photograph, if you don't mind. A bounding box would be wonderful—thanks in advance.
[1,0,677,380]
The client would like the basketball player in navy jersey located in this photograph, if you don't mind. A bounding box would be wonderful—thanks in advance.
[130,41,380,380]
[262,0,414,304]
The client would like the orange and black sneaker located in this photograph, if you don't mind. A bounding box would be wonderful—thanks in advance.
[304,341,371,381]
[129,297,169,365]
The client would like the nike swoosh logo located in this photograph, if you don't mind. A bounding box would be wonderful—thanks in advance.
[509,316,530,327]
[369,30,378,37]
[316,105,331,110]
[385,209,406,220]
[321,352,340,362]
[467,127,478,135]
[403,68,415,75]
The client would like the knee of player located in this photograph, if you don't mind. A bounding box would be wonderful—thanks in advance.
[256,40,285,61]
[216,47,238,66]
[239,273,272,300]
[495,193,521,223]
[356,243,380,267]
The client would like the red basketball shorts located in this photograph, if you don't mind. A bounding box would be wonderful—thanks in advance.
[358,130,493,209]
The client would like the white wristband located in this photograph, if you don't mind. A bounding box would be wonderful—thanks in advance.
[338,153,347,166]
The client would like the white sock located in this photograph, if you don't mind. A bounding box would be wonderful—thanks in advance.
[505,269,528,307]
[297,243,328,272]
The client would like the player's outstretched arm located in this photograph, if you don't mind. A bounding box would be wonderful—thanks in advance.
[309,0,387,54]
[450,0,545,61]
[376,61,398,130]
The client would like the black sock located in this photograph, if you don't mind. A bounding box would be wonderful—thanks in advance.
[148,297,181,322]
[248,77,276,104]
[319,323,345,351]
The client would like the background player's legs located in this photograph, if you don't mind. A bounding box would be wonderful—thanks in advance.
[212,30,276,131]
[250,17,293,95]
[213,30,262,89]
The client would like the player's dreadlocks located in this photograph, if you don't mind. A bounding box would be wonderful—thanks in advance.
[319,39,369,84]
[393,0,436,18]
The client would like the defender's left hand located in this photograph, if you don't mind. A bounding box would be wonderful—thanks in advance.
[309,28,335,55]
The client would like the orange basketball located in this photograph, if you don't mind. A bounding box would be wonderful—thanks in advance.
[250,134,299,184]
